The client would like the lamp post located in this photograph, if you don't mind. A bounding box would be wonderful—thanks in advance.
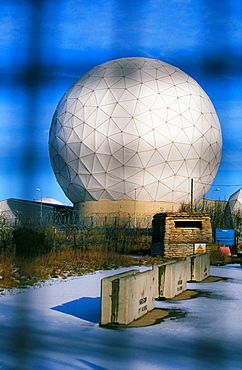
[35,188,43,224]
[134,187,137,228]
[191,178,194,212]
[212,188,220,200]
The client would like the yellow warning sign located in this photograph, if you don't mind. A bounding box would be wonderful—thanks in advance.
[194,243,206,254]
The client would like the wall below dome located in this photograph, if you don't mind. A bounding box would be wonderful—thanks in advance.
[74,200,181,226]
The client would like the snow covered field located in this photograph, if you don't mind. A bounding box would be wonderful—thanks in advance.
[1,264,242,370]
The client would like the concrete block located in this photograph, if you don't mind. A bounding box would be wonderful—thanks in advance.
[100,270,139,326]
[117,269,157,325]
[186,253,210,281]
[101,269,157,326]
[154,260,187,299]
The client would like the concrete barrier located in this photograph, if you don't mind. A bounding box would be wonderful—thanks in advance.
[153,260,187,299]
[101,253,211,326]
[117,269,157,325]
[101,269,157,326]
[186,253,210,282]
[100,270,139,326]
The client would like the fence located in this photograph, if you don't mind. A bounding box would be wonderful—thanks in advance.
[0,209,153,228]
[0,210,153,255]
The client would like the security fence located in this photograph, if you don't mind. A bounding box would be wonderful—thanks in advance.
[1,205,242,256]
[0,209,152,228]
[0,210,153,256]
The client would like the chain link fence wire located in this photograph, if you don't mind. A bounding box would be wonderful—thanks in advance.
[1,204,241,255]
[0,210,153,256]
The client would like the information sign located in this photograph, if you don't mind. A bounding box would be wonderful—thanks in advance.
[215,229,235,246]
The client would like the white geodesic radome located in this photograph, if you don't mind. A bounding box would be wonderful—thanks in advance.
[226,188,242,213]
[49,57,222,204]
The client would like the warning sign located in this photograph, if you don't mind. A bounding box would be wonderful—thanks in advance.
[194,243,206,254]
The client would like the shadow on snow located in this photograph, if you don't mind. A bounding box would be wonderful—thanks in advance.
[51,297,100,324]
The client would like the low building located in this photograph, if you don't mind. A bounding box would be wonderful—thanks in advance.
[151,212,212,258]
[0,198,73,227]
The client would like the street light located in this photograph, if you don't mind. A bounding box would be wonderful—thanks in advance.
[35,188,43,224]
[134,187,137,228]
[212,188,220,200]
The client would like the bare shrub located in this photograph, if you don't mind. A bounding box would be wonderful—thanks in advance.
[210,248,232,265]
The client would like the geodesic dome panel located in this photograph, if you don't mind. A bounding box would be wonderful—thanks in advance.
[49,57,222,204]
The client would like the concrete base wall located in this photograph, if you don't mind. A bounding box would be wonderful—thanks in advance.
[74,200,181,227]
[186,253,210,282]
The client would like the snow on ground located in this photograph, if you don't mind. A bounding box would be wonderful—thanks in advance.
[0,264,242,370]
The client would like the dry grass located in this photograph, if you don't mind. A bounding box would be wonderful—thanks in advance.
[0,253,15,288]
[0,248,164,291]
[1,239,231,291]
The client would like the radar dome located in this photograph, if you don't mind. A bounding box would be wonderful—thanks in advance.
[49,57,222,204]
[226,188,242,213]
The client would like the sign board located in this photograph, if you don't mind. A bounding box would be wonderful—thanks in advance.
[215,229,235,246]
[194,243,206,254]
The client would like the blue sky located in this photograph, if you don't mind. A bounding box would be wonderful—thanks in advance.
[1,0,242,204]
